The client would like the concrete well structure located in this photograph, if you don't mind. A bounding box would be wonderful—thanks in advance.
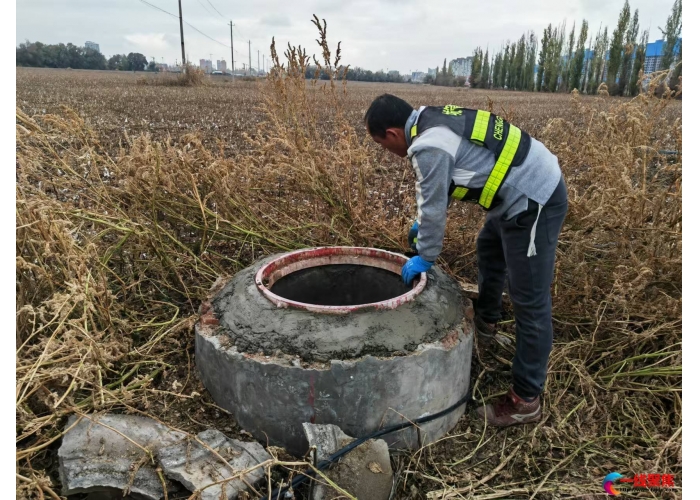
[195,247,474,456]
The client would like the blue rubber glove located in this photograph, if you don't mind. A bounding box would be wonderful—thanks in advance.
[407,221,419,252]
[401,256,433,285]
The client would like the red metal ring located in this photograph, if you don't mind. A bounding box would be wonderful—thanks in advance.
[254,247,427,314]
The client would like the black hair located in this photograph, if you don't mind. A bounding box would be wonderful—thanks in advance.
[364,94,414,138]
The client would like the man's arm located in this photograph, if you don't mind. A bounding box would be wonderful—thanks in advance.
[411,147,454,262]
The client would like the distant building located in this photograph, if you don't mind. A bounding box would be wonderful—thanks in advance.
[449,57,473,78]
[155,63,169,72]
[85,41,100,53]
[199,59,213,73]
[428,68,437,77]
[388,70,400,78]
[411,71,426,83]
[217,60,227,72]
[644,38,681,74]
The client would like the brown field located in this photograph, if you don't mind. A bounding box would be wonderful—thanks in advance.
[16,61,681,500]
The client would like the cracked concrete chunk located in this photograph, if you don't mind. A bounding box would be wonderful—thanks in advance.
[302,423,352,461]
[158,428,271,500]
[58,414,187,500]
[303,424,393,500]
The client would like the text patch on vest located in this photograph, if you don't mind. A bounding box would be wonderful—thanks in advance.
[493,115,504,141]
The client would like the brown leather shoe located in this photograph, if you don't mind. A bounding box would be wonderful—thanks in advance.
[474,315,497,347]
[474,316,513,349]
[475,387,542,427]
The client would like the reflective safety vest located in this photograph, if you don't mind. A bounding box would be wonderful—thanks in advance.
[410,106,532,210]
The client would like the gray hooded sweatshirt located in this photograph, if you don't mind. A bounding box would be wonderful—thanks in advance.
[405,106,562,262]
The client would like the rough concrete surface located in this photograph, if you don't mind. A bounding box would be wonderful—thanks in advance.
[212,254,465,361]
[58,414,187,499]
[157,428,271,500]
[196,323,472,455]
[302,424,392,500]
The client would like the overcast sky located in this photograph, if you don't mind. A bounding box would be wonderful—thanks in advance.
[16,0,677,73]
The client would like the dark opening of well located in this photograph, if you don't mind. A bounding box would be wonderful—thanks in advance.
[269,264,411,306]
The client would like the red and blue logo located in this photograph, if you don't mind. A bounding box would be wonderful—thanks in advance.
[603,472,623,495]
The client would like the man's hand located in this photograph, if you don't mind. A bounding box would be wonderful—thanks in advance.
[401,256,433,285]
[408,221,419,252]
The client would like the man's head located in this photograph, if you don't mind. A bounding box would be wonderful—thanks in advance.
[364,94,414,157]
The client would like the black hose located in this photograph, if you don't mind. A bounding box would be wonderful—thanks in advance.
[263,390,472,500]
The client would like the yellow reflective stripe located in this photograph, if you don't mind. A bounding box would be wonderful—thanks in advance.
[451,186,468,200]
[470,110,490,144]
[410,125,418,138]
[479,126,522,208]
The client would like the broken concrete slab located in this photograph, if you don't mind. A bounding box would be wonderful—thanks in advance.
[303,423,393,500]
[302,423,352,461]
[158,428,271,500]
[58,414,187,500]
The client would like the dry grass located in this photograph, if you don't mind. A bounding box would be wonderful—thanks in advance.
[16,21,680,500]
[137,64,208,88]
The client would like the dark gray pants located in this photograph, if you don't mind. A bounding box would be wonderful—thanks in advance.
[475,176,568,398]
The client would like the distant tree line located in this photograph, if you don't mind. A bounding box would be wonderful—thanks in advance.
[107,53,150,72]
[17,41,107,69]
[430,0,681,96]
[304,65,406,83]
[16,41,152,72]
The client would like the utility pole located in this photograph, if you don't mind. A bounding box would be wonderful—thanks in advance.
[257,50,260,75]
[248,40,251,76]
[178,0,186,67]
[229,21,234,78]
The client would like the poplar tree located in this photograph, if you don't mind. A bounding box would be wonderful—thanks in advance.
[582,34,593,92]
[629,29,648,96]
[524,32,537,91]
[669,41,681,92]
[545,24,564,92]
[500,43,510,88]
[607,0,631,95]
[536,25,551,91]
[507,41,517,89]
[514,34,526,90]
[469,48,483,87]
[492,51,502,88]
[618,9,639,96]
[569,20,589,91]
[587,26,604,93]
[482,49,490,88]
[563,21,576,91]
[660,0,682,71]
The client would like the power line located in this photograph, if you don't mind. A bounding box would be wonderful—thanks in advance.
[195,0,217,18]
[205,0,226,19]
[138,0,265,69]
[184,19,230,48]
[138,0,229,50]
[138,0,178,18]
[232,23,251,42]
